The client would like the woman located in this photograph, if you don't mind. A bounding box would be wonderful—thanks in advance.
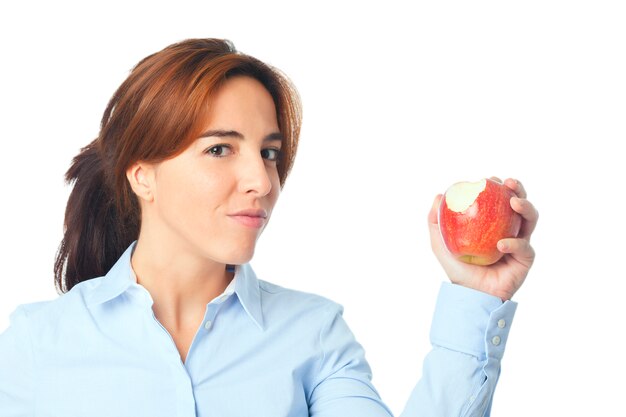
[0,39,538,416]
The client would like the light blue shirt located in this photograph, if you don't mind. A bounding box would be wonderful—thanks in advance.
[0,240,517,416]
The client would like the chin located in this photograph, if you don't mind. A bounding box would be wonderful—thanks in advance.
[221,245,256,265]
[229,253,254,265]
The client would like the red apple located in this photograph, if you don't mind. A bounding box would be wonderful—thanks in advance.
[438,178,522,265]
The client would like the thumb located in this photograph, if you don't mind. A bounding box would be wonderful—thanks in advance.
[428,194,442,226]
[428,194,447,258]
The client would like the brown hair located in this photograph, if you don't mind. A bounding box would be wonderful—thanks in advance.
[53,39,302,294]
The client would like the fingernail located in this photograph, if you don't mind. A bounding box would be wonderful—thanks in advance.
[498,241,508,251]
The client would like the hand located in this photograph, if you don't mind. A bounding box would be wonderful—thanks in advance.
[428,178,539,301]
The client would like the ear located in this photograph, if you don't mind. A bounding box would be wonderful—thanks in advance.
[126,161,156,203]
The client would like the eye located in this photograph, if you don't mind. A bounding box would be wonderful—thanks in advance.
[262,148,281,162]
[205,144,233,158]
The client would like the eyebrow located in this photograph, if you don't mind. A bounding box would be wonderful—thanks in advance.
[199,129,284,143]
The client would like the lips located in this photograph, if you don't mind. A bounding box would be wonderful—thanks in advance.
[227,208,268,229]
[229,209,268,218]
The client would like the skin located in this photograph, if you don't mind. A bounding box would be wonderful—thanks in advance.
[125,76,282,363]
[428,177,539,301]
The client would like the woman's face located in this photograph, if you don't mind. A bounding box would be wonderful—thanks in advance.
[136,76,282,265]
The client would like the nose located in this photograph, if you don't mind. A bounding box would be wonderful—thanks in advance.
[238,153,273,197]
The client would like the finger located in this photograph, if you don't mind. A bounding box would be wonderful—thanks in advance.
[497,238,535,268]
[489,176,503,184]
[510,197,539,239]
[504,178,527,199]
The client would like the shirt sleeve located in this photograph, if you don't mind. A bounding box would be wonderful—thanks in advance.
[308,302,394,417]
[308,282,517,417]
[400,282,517,416]
[0,306,36,416]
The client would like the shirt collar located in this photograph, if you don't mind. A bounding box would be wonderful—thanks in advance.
[232,263,264,330]
[85,240,264,330]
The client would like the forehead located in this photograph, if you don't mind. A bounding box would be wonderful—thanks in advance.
[188,76,281,148]
[205,76,278,124]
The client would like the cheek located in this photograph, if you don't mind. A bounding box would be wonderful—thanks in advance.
[158,166,231,227]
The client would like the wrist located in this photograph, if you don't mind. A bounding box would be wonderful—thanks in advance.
[449,279,512,302]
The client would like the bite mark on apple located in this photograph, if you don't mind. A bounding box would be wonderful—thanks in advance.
[445,179,487,212]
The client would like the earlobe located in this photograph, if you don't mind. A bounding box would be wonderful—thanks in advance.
[126,162,155,203]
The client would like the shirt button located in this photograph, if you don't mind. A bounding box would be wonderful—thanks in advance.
[497,319,506,329]
[204,320,212,330]
[491,336,501,346]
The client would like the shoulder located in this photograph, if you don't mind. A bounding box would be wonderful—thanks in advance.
[3,276,106,333]
[257,279,344,324]
[259,279,342,309]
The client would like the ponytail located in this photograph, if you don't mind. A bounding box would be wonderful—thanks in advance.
[53,138,139,294]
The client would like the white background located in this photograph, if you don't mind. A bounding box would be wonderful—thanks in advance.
[1,1,625,415]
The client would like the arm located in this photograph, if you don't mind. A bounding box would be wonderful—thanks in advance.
[406,177,538,415]
[401,282,517,416]
[308,178,537,416]
[307,303,394,417]
[0,306,35,416]
[308,282,517,417]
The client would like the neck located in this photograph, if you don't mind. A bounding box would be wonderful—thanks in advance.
[130,236,234,331]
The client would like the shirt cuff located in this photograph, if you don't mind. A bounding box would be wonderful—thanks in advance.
[429,282,518,361]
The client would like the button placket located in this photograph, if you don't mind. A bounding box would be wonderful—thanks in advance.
[204,302,221,333]
[203,292,234,333]
[147,309,197,415]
